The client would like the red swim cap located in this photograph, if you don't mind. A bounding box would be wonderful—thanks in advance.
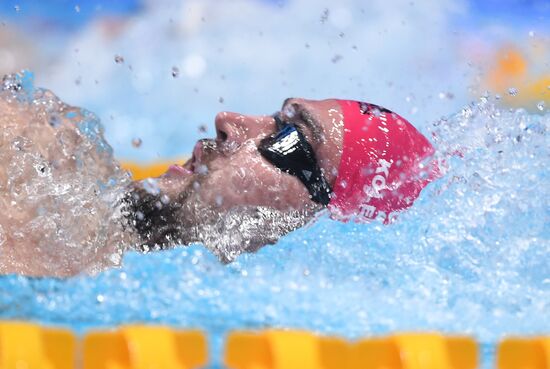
[328,100,439,222]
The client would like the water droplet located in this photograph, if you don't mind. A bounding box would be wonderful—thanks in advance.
[131,137,142,148]
[508,87,518,96]
[320,8,329,23]
[241,269,248,277]
[528,30,535,37]
[75,5,80,13]
[196,164,208,175]
[34,163,49,177]
[215,195,224,206]
[171,66,179,78]
[114,55,124,64]
[198,124,207,133]
[537,101,545,111]
[14,5,20,12]
[74,76,81,86]
[142,178,160,195]
[160,194,170,204]
[49,114,61,128]
[331,54,343,63]
[218,96,224,103]
[96,294,105,303]
[283,104,296,118]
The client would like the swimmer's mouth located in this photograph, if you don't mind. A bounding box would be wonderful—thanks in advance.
[167,164,191,177]
[168,139,215,177]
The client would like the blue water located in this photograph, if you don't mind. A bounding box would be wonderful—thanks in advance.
[0,91,548,368]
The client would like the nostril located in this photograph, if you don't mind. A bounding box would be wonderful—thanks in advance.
[218,129,228,141]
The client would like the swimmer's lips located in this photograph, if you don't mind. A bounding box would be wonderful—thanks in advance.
[167,164,192,177]
[166,140,204,177]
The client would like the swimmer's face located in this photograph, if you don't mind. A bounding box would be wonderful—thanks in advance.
[159,98,344,212]
[128,98,345,258]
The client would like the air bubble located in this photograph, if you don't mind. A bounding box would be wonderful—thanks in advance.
[131,137,142,148]
[536,101,545,111]
[508,87,518,96]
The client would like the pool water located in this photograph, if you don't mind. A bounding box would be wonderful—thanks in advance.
[0,76,548,368]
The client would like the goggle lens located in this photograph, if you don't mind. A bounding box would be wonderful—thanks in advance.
[258,117,332,205]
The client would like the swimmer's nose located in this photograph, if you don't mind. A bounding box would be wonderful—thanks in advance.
[214,112,275,146]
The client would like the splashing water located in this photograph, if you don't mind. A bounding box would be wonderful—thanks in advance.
[0,75,548,368]
[0,71,133,276]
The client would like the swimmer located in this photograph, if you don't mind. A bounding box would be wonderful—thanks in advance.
[0,78,437,276]
[126,98,438,260]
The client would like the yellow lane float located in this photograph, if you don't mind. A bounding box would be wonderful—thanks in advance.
[120,159,187,180]
[0,321,75,369]
[0,321,549,368]
[484,45,550,111]
[225,331,477,369]
[83,325,207,369]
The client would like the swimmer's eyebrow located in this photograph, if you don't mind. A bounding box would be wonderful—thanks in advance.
[280,99,323,143]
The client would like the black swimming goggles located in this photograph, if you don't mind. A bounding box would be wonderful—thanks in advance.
[258,114,333,205]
